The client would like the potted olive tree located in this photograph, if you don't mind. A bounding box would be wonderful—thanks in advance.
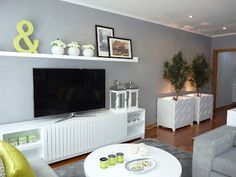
[186,54,213,124]
[157,51,194,132]
[189,54,212,96]
[163,51,190,100]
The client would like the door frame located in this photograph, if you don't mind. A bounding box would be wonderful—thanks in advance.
[211,48,236,111]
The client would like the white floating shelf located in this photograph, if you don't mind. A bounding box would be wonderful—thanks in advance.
[0,51,138,63]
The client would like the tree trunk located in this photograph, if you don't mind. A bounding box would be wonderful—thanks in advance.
[174,90,179,100]
[196,88,201,97]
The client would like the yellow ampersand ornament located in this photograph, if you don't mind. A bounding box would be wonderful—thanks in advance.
[13,20,39,53]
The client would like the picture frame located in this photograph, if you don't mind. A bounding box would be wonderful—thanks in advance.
[95,25,114,57]
[108,37,133,59]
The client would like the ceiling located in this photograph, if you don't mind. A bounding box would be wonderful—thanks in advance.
[61,0,236,37]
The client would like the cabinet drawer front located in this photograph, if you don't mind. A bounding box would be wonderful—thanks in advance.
[44,113,127,162]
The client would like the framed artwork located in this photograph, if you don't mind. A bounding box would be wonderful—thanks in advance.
[108,37,133,59]
[95,25,114,57]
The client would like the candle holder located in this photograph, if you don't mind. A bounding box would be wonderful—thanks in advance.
[100,157,108,169]
[108,154,116,166]
[116,152,124,163]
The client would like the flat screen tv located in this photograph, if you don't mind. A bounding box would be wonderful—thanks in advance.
[33,68,105,117]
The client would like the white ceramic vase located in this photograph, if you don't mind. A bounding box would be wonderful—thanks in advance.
[83,49,94,57]
[68,47,80,56]
[51,46,64,55]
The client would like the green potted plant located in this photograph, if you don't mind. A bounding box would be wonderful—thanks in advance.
[163,51,190,100]
[157,51,194,132]
[186,54,213,124]
[189,54,212,97]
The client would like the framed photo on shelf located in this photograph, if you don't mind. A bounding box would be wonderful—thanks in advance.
[95,25,114,57]
[108,37,133,59]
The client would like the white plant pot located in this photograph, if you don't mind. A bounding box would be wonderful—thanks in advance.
[68,47,80,56]
[185,93,213,124]
[51,46,64,55]
[157,96,194,132]
[83,49,94,57]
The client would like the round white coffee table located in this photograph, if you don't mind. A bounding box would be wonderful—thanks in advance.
[84,144,182,177]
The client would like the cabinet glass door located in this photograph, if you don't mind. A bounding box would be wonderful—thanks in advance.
[131,92,137,107]
[119,94,126,108]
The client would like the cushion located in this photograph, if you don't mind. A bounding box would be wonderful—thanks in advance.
[210,171,229,177]
[0,158,6,177]
[0,141,36,177]
[29,158,58,177]
[234,134,236,146]
[213,147,236,177]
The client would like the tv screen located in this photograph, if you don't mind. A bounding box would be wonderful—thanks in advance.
[33,68,105,117]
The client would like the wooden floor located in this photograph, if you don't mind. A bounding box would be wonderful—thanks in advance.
[50,110,226,168]
[146,110,226,152]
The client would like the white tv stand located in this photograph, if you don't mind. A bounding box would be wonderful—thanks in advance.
[0,108,145,163]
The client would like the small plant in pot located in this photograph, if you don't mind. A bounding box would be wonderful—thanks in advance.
[82,44,95,57]
[67,41,80,56]
[163,51,190,100]
[189,54,212,97]
[51,39,66,55]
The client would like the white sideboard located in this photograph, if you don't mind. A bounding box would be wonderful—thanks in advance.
[0,108,145,163]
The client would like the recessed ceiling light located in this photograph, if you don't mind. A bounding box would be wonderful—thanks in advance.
[222,27,227,30]
[189,15,193,19]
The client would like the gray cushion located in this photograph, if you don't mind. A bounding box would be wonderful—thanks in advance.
[29,158,58,177]
[234,134,236,146]
[0,158,6,177]
[213,147,236,177]
[210,171,229,177]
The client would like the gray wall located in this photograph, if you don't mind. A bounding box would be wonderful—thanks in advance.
[212,35,236,49]
[0,0,211,125]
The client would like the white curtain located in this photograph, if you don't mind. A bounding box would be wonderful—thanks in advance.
[216,52,236,108]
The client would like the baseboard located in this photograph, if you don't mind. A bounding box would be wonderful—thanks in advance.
[145,123,157,130]
[215,103,236,113]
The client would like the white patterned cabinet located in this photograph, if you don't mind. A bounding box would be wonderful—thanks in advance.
[157,96,194,132]
[186,94,213,124]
